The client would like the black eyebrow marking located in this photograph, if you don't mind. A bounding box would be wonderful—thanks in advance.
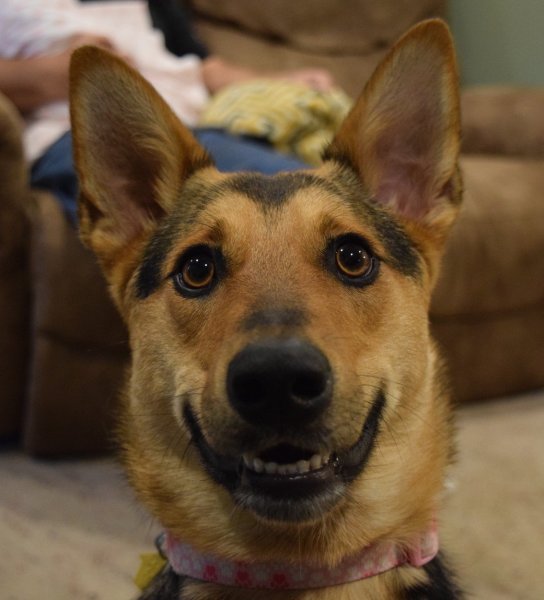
[364,202,421,278]
[135,224,176,299]
[135,172,338,298]
[134,178,225,299]
[225,172,337,208]
[326,166,422,279]
[135,164,422,300]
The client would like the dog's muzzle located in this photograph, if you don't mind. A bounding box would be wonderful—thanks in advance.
[184,337,385,522]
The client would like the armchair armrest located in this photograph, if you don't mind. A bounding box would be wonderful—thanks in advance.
[0,91,31,439]
[461,86,544,157]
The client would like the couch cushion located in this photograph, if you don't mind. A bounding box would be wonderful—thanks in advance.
[189,0,446,54]
[432,155,544,316]
[24,193,129,454]
[23,334,127,456]
[461,87,544,157]
[29,193,127,347]
[191,0,446,97]
[432,304,544,402]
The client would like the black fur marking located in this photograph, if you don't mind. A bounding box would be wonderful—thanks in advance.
[137,566,183,600]
[404,554,464,599]
[241,307,308,331]
[135,179,227,299]
[327,166,421,279]
[135,165,421,299]
[135,172,337,298]
[136,225,176,299]
[226,172,334,208]
[322,145,360,176]
[364,201,421,278]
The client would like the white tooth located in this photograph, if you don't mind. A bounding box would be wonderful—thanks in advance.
[243,454,252,467]
[253,458,264,473]
[264,462,278,474]
[322,454,330,466]
[309,454,322,470]
[296,460,310,474]
[286,464,298,475]
[277,464,288,475]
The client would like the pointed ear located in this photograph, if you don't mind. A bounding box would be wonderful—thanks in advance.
[69,46,212,277]
[325,19,461,229]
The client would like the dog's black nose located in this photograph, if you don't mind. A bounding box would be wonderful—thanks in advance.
[227,338,332,429]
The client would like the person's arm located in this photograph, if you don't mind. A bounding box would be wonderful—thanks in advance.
[0,35,123,114]
[0,52,73,113]
[145,0,335,94]
[201,56,336,94]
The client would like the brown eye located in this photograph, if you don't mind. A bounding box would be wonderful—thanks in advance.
[327,235,379,287]
[173,246,220,297]
[182,253,215,288]
[336,242,372,278]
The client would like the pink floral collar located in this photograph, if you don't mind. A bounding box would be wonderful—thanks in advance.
[160,521,438,590]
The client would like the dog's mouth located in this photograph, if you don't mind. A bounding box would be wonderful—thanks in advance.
[183,391,385,522]
[243,444,330,476]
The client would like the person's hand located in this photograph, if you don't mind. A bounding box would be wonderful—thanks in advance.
[278,68,335,92]
[0,34,128,113]
[65,33,131,62]
[202,56,337,94]
[37,34,129,105]
[66,34,117,53]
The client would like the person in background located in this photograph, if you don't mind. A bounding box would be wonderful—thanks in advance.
[0,0,335,222]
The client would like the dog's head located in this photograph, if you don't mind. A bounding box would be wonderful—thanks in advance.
[70,20,460,564]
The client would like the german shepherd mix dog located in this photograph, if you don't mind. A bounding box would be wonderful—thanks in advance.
[70,19,463,600]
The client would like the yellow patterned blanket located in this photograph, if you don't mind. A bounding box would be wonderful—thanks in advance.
[199,80,353,166]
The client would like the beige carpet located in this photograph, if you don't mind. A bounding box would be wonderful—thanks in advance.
[1,390,543,600]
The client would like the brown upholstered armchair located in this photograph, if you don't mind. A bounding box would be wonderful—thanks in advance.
[1,0,543,455]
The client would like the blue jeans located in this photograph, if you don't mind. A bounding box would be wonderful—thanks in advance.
[30,129,308,224]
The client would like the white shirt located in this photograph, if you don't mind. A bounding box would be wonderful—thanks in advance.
[0,0,209,161]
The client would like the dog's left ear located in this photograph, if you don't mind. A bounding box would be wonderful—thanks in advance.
[326,19,461,236]
[70,46,212,280]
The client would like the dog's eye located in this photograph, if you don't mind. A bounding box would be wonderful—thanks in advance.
[183,254,214,288]
[173,246,217,297]
[329,235,378,286]
[336,242,371,278]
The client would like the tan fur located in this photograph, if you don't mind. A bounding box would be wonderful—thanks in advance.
[70,19,461,600]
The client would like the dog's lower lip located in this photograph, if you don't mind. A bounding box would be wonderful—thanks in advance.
[241,458,337,501]
[182,390,385,520]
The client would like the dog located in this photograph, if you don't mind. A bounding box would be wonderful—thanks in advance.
[70,18,463,599]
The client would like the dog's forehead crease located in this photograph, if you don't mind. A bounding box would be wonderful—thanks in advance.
[135,167,422,300]
[135,171,336,299]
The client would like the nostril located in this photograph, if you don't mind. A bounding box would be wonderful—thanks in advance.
[291,371,327,402]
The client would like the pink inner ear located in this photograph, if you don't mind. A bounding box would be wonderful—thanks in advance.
[372,121,443,220]
[365,77,455,220]
[374,163,434,221]
[97,169,169,241]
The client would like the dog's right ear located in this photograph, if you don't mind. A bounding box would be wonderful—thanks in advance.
[325,19,461,237]
[70,46,212,283]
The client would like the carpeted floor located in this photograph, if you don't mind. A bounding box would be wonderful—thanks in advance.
[1,390,543,600]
